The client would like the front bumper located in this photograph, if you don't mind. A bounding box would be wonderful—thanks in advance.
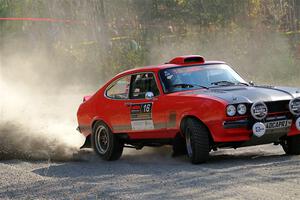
[211,115,300,143]
[223,120,248,129]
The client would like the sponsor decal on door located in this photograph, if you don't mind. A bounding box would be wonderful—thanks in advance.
[130,103,154,130]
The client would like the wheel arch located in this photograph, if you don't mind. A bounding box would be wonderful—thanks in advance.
[81,119,108,149]
[179,115,215,145]
[91,117,113,133]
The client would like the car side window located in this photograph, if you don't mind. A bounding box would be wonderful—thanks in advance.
[130,73,160,99]
[106,75,131,99]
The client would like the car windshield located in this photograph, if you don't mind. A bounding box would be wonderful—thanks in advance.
[159,64,247,93]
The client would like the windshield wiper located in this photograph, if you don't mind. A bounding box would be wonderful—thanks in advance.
[211,81,249,87]
[171,83,209,89]
[236,82,249,86]
[211,81,236,86]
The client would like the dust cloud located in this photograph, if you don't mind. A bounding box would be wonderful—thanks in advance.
[0,26,98,160]
[0,49,86,161]
[0,1,118,161]
[0,0,111,161]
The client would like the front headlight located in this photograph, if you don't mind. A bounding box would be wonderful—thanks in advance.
[289,98,300,115]
[227,105,236,116]
[237,104,247,115]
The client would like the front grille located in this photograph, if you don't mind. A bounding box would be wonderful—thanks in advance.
[265,100,290,113]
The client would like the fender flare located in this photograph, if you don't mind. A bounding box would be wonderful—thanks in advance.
[178,113,214,143]
[90,116,113,134]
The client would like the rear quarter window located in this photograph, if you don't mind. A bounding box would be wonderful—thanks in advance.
[106,75,131,99]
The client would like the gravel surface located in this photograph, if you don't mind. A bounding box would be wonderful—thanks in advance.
[0,144,299,200]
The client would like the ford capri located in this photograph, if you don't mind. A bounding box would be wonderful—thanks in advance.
[76,55,300,164]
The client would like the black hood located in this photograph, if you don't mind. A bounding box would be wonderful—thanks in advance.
[184,85,300,104]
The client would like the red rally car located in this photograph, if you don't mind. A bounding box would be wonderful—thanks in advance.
[77,55,300,164]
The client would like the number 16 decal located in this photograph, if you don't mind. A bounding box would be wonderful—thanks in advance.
[142,103,152,113]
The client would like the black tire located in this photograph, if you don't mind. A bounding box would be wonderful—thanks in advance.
[91,121,124,161]
[184,118,210,164]
[281,135,300,155]
[172,134,187,157]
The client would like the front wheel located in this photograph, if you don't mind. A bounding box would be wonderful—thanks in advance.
[184,118,210,164]
[281,135,300,155]
[91,121,124,161]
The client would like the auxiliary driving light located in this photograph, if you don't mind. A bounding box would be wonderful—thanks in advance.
[251,102,268,120]
[289,98,300,115]
[252,122,266,137]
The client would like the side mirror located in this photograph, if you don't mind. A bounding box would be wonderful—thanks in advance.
[145,91,154,100]
[249,81,254,86]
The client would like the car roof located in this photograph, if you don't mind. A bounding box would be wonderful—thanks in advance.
[117,61,226,77]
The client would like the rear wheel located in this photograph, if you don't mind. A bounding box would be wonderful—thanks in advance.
[184,118,210,164]
[92,121,124,161]
[281,135,300,155]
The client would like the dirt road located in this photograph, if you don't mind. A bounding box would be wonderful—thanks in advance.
[0,144,299,199]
